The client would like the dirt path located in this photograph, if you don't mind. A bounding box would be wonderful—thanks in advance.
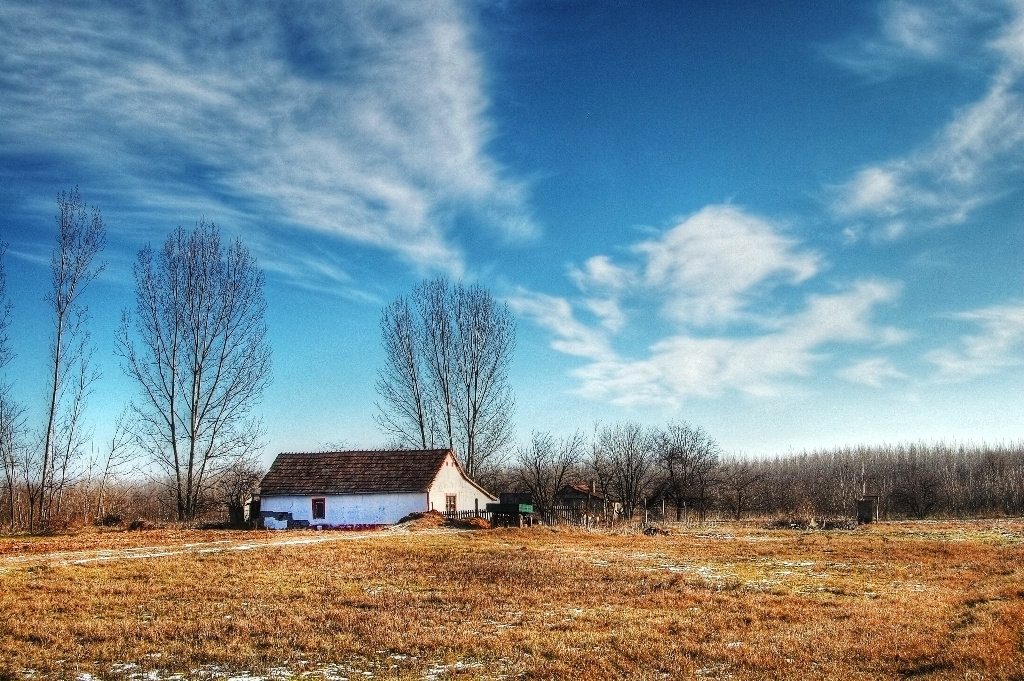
[0,531,395,568]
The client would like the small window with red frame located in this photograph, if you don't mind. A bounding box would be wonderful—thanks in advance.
[312,497,326,520]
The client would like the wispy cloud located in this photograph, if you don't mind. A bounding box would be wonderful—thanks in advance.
[831,0,1024,239]
[507,291,615,362]
[926,303,1024,379]
[828,0,1009,75]
[564,205,821,330]
[0,0,532,276]
[519,280,902,406]
[636,206,820,325]
[513,206,903,405]
[838,357,908,387]
[258,245,381,304]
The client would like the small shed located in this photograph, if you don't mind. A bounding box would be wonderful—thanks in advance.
[258,449,496,528]
[555,481,610,515]
[857,495,880,524]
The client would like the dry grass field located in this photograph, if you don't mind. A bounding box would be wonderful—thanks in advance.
[1,520,1022,681]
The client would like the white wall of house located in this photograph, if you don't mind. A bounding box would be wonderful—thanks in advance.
[426,454,496,513]
[261,492,426,526]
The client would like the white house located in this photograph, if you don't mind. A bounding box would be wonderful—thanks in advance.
[257,448,497,528]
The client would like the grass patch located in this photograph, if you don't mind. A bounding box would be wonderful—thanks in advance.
[1,521,1022,680]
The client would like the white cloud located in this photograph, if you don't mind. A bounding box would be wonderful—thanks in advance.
[582,297,627,332]
[926,303,1024,378]
[838,357,908,387]
[883,2,947,57]
[506,290,615,362]
[829,0,1008,75]
[573,280,901,405]
[832,0,1024,238]
[836,166,904,217]
[517,249,902,405]
[0,0,532,274]
[835,74,1024,237]
[991,2,1024,67]
[257,246,381,304]
[561,205,821,334]
[511,205,904,405]
[636,205,820,325]
[568,255,633,292]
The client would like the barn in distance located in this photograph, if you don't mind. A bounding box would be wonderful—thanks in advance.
[257,449,497,528]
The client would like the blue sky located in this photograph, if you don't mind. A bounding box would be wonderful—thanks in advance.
[1,0,1023,462]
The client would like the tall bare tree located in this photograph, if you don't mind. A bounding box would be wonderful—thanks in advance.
[454,283,517,477]
[417,278,458,450]
[0,241,11,371]
[376,297,432,449]
[376,277,515,479]
[39,188,106,529]
[117,221,271,520]
[0,241,26,530]
[0,393,26,531]
[46,344,99,524]
[592,422,658,520]
[655,421,720,521]
[514,431,584,515]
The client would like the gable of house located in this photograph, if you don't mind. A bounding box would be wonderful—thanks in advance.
[426,451,497,512]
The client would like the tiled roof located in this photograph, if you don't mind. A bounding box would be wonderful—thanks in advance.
[259,449,453,496]
[558,482,608,500]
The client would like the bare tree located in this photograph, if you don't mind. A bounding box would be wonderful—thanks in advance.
[213,455,264,527]
[514,431,584,515]
[0,244,26,530]
[39,188,106,529]
[376,297,432,448]
[593,422,657,520]
[719,459,766,521]
[0,392,26,531]
[655,421,720,521]
[117,221,271,521]
[80,409,134,524]
[0,241,11,371]
[454,282,516,477]
[417,278,458,450]
[47,342,103,527]
[376,277,516,479]
[891,444,941,519]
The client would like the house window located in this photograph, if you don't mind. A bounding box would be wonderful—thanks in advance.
[445,494,457,513]
[312,498,326,520]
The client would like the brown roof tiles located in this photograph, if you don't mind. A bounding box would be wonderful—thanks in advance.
[259,449,453,496]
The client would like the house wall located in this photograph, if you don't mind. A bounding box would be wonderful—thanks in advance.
[426,454,496,513]
[260,492,426,526]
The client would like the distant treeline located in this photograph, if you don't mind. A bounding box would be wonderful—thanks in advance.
[1,429,1023,532]
[493,425,1024,523]
[720,441,1024,521]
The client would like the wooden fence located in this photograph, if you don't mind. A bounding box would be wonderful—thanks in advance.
[442,509,493,521]
[441,506,708,527]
